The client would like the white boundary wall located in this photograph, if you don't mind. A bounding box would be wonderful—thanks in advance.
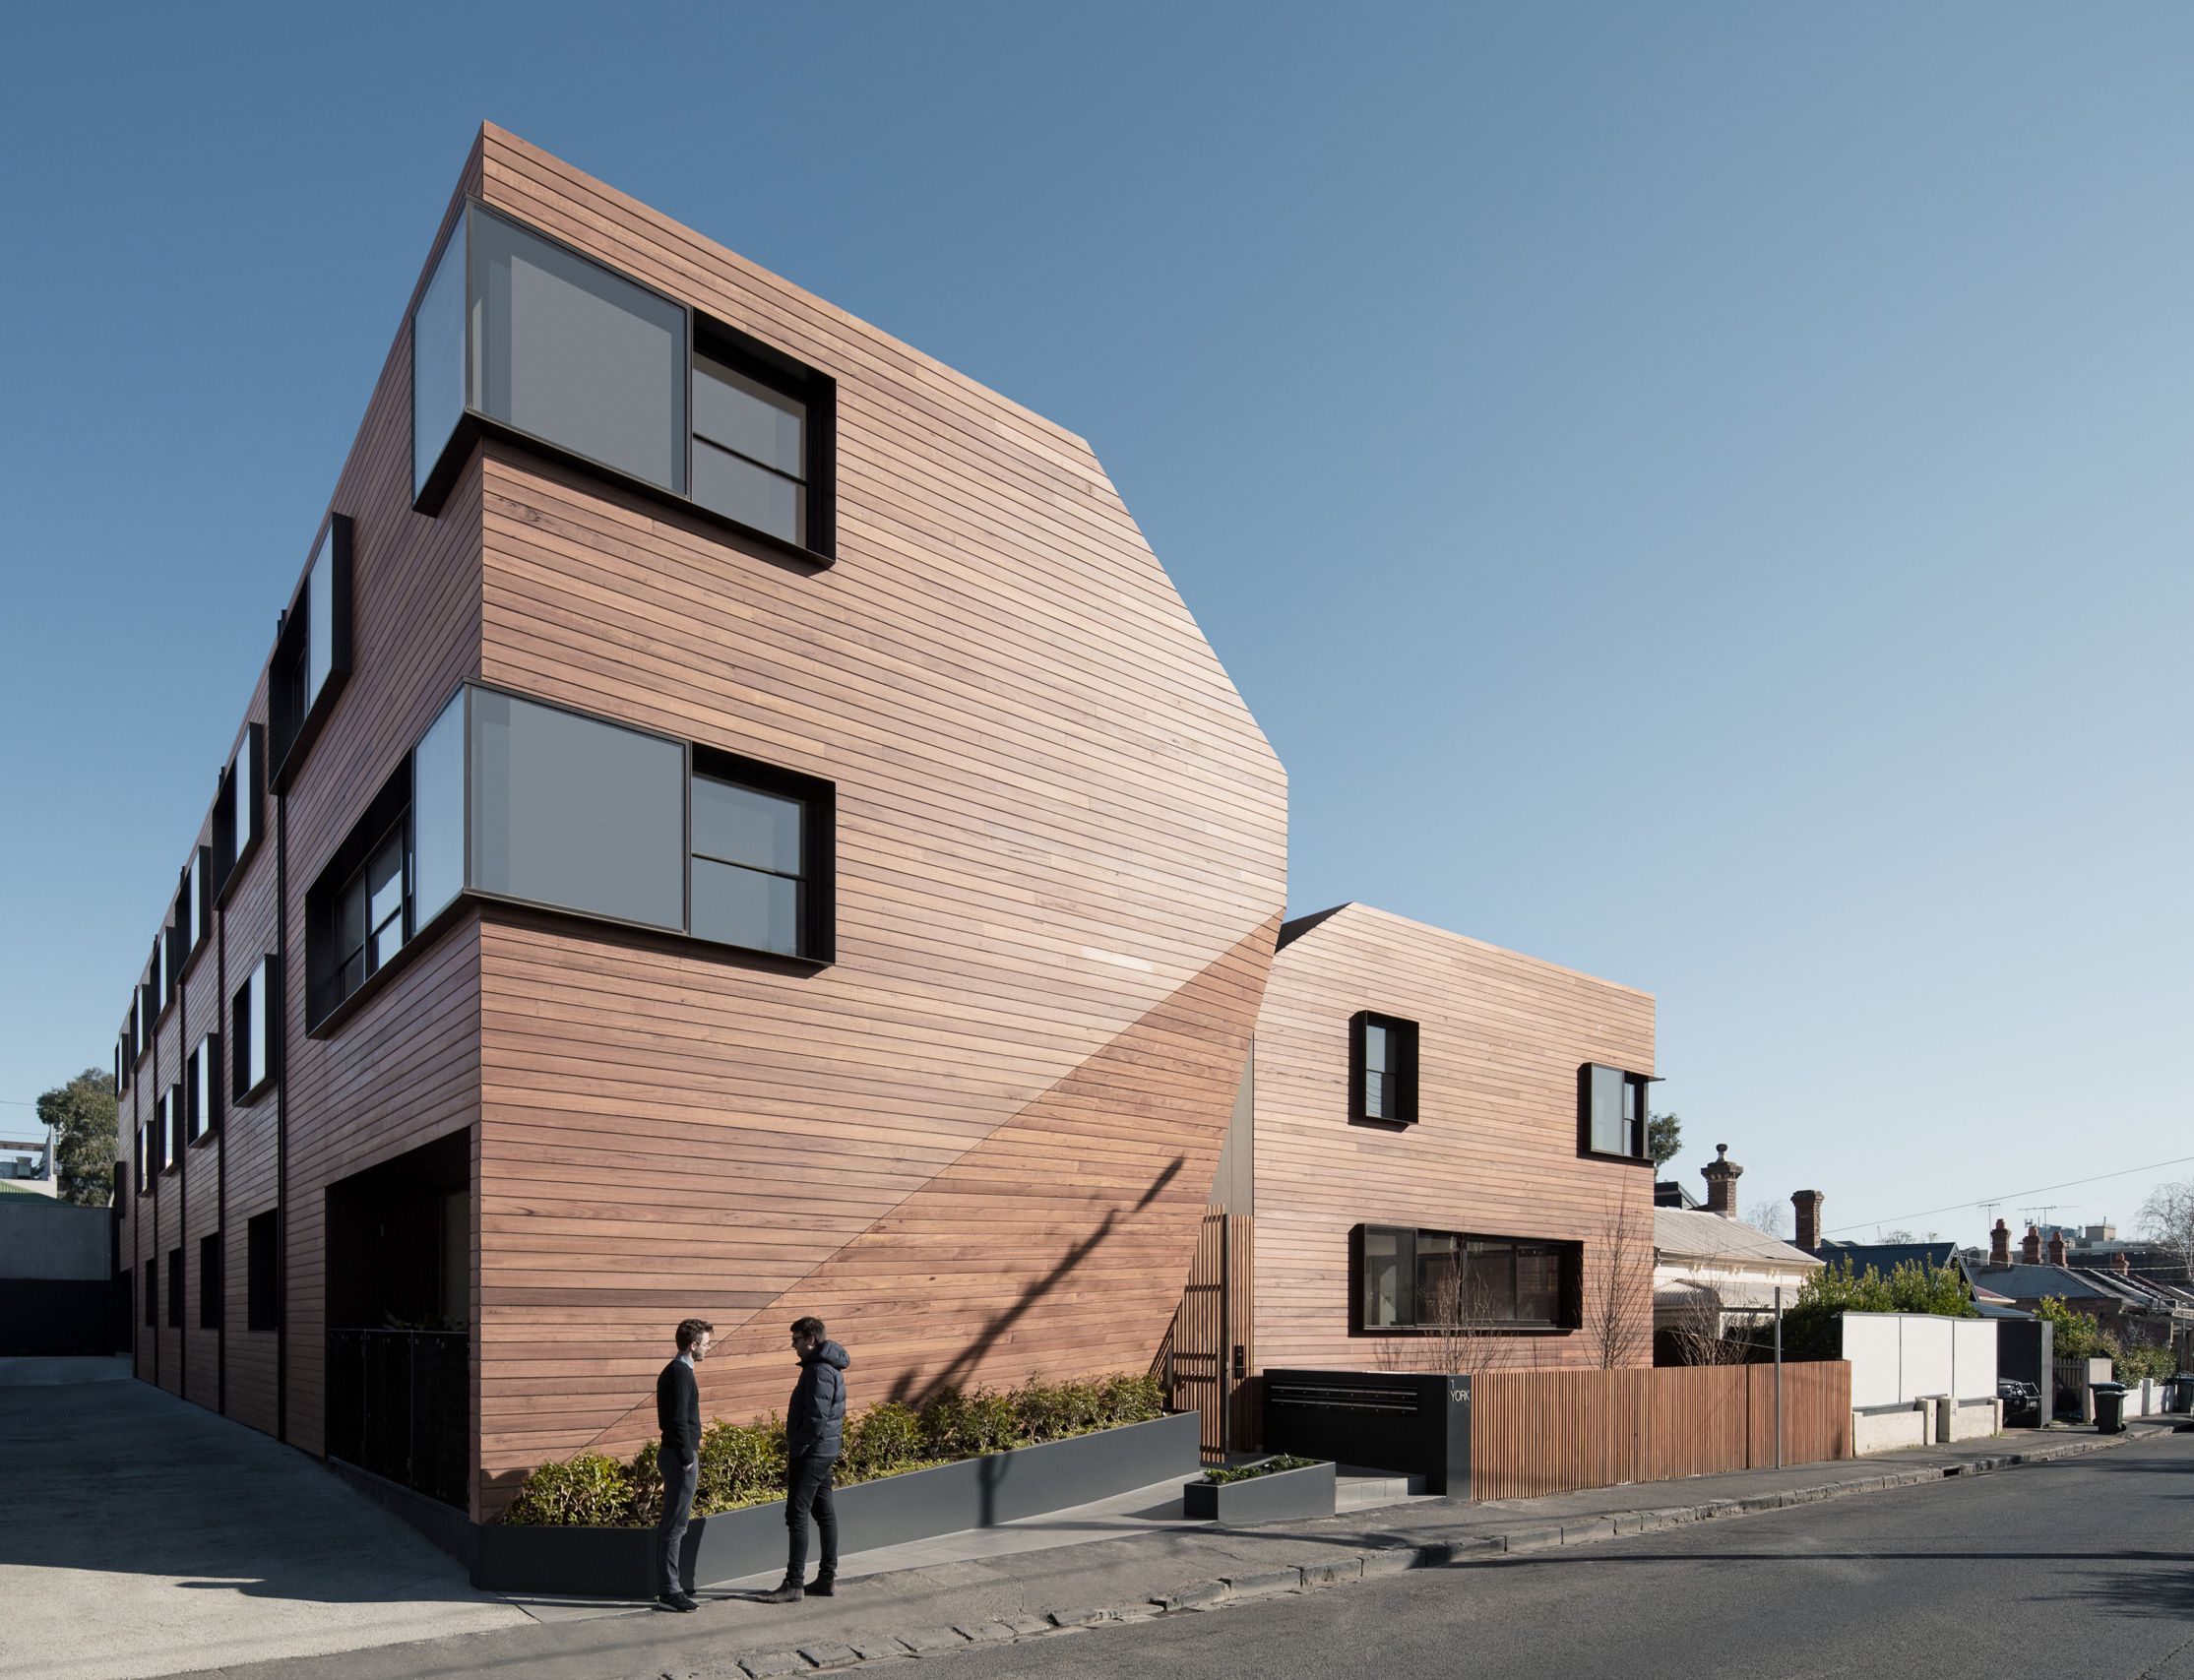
[1841,1313,1998,1406]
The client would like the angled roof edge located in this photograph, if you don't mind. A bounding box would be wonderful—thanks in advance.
[1277,904,1352,950]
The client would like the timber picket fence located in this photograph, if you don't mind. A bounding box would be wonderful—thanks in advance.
[1471,1361,1852,1500]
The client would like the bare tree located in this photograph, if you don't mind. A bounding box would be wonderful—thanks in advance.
[1744,1198,1789,1238]
[1663,1282,1749,1366]
[2139,1181,2194,1282]
[1587,1200,1653,1369]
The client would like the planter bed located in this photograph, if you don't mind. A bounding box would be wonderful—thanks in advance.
[470,1409,1201,1595]
[1182,1458,1336,1524]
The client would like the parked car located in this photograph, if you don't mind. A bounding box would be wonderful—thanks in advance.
[1997,1378,2042,1429]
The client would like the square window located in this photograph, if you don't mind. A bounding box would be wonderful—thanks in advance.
[1580,1064,1652,1161]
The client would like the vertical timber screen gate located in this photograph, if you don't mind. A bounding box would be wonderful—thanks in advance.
[1471,1362,1851,1501]
[1158,1210,1254,1460]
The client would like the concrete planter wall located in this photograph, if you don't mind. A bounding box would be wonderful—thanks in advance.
[1181,1458,1335,1524]
[470,1409,1201,1596]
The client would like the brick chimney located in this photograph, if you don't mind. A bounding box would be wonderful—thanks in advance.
[1792,1190,1824,1251]
[2046,1230,2068,1266]
[2020,1224,2041,1264]
[1989,1218,2011,1269]
[1702,1144,1742,1217]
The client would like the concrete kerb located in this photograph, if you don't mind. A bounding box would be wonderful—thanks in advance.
[678,1432,2137,1679]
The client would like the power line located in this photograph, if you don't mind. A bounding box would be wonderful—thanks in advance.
[1824,1151,2194,1236]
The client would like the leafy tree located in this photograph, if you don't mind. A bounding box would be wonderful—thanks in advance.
[2034,1295,2107,1359]
[1647,1110,1682,1172]
[1781,1256,1975,1359]
[35,1067,117,1208]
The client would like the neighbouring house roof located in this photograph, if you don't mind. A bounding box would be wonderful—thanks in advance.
[1811,1240,1959,1276]
[1655,1209,1823,1270]
[1655,1277,1799,1314]
[1964,1262,2123,1304]
[1655,1180,1704,1210]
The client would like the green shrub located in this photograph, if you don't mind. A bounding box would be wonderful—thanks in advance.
[1013,1376,1107,1443]
[627,1439,664,1525]
[501,1453,636,1526]
[1781,1257,1975,1359]
[919,1386,1029,1458]
[842,1401,927,1481]
[1097,1372,1165,1428]
[695,1416,788,1515]
[1203,1454,1318,1485]
[2113,1340,2175,1383]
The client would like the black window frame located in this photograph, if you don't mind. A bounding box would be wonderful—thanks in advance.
[135,1121,153,1197]
[268,513,354,791]
[159,1083,182,1175]
[213,722,266,902]
[165,1245,183,1329]
[199,1231,222,1330]
[1348,1011,1419,1127]
[688,742,835,964]
[231,955,279,1105]
[179,844,213,967]
[1577,1063,1656,1164]
[410,201,838,569]
[246,1211,281,1333]
[303,761,419,1034]
[1349,1223,1583,1334]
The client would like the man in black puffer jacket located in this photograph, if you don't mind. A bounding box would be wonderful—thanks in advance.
[762,1316,850,1602]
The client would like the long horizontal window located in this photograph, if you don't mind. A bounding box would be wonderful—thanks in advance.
[1353,1225,1580,1332]
[413,204,835,561]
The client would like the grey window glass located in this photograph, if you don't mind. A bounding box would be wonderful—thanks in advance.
[185,854,203,949]
[1362,1227,1407,1327]
[473,211,687,493]
[235,730,257,854]
[692,776,801,874]
[692,438,804,544]
[307,530,334,710]
[693,354,804,477]
[469,689,685,931]
[1469,1240,1518,1322]
[1590,1064,1626,1154]
[411,690,465,927]
[1414,1231,1460,1324]
[1362,1020,1392,1117]
[412,218,469,497]
[691,856,800,955]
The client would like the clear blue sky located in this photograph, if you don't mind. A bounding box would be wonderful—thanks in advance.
[4,5,2188,1248]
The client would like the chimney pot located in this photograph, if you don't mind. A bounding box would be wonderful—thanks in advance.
[1792,1190,1824,1251]
[2046,1230,2068,1267]
[2020,1224,2041,1265]
[1989,1218,2011,1269]
[1701,1143,1743,1217]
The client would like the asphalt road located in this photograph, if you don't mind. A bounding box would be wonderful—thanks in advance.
[942,1431,2194,1679]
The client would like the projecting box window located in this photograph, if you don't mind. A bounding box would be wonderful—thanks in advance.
[200,1231,222,1330]
[187,1032,220,1146]
[268,515,354,789]
[246,1211,280,1333]
[1352,1224,1581,1333]
[1349,1012,1418,1126]
[213,723,264,898]
[1579,1064,1653,1162]
[411,203,836,564]
[231,956,277,1104]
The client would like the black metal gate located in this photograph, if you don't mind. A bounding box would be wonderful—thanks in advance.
[326,1328,470,1509]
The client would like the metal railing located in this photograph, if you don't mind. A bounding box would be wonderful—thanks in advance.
[326,1328,469,1509]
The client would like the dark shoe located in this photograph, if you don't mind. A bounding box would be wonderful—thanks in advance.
[658,1591,698,1612]
[759,1580,804,1603]
[806,1574,837,1596]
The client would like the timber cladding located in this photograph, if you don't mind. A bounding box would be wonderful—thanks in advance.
[1251,903,1656,1375]
[469,128,1285,1512]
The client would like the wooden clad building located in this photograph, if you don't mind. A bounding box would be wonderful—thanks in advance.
[1244,903,1658,1379]
[111,125,1286,1521]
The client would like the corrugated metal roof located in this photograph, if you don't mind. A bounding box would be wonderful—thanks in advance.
[1655,1208,1823,1268]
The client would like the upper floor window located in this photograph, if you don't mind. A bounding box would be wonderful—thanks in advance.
[213,723,264,897]
[180,847,211,962]
[159,1083,181,1173]
[334,823,407,1007]
[269,516,354,789]
[1349,1012,1418,1126]
[157,925,179,1015]
[1580,1064,1652,1162]
[1354,1224,1579,1332]
[187,1031,221,1146]
[136,1122,153,1196]
[231,955,277,1103]
[412,204,835,563]
[691,758,811,957]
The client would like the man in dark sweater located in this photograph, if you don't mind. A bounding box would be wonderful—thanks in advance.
[655,1317,713,1611]
[761,1316,850,1602]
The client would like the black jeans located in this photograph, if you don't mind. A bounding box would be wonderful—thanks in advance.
[784,1452,839,1581]
[658,1452,698,1595]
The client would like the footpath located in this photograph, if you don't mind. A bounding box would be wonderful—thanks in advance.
[193,1421,2176,1680]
